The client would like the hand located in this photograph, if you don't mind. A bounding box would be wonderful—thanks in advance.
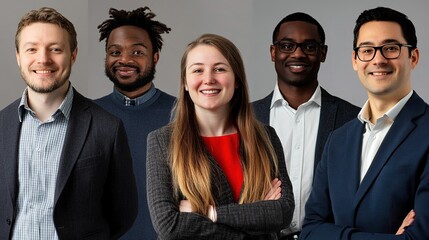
[208,205,217,222]
[264,178,282,200]
[396,209,415,235]
[180,200,217,222]
[179,200,193,213]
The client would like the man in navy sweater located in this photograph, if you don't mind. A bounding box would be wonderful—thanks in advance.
[94,7,176,240]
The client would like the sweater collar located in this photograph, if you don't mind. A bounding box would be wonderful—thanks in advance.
[112,84,156,106]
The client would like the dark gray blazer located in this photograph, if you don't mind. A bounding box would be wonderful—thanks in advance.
[146,124,294,240]
[0,89,138,240]
[252,88,360,171]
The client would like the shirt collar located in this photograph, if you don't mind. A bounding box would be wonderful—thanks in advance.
[358,90,413,124]
[113,84,156,106]
[18,83,74,122]
[270,82,322,109]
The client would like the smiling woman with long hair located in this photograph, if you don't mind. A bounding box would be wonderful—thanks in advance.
[146,33,294,239]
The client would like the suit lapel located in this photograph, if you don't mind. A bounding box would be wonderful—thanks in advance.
[353,93,425,208]
[342,121,364,204]
[2,100,22,205]
[315,89,338,167]
[253,92,273,125]
[54,90,91,204]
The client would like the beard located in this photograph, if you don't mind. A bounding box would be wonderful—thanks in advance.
[105,62,156,92]
[22,64,72,94]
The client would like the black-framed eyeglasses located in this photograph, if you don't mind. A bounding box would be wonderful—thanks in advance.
[354,43,413,62]
[273,40,325,55]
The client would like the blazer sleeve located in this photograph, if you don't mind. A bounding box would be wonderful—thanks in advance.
[146,128,248,240]
[215,126,294,233]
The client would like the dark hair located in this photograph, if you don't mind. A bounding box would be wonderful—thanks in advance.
[353,7,417,50]
[272,12,325,44]
[16,7,77,52]
[98,7,171,53]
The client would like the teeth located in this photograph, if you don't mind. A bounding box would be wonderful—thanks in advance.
[35,70,52,74]
[372,72,388,76]
[201,90,219,94]
[290,65,305,69]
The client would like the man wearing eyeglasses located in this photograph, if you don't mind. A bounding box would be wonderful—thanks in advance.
[301,7,429,240]
[253,12,359,240]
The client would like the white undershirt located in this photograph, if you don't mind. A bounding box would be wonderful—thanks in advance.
[270,83,321,233]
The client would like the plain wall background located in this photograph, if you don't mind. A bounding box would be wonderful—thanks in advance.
[1,0,428,110]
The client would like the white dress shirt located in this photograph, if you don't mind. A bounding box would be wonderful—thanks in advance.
[358,90,413,182]
[270,83,321,234]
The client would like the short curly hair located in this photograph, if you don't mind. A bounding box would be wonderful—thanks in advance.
[98,7,171,53]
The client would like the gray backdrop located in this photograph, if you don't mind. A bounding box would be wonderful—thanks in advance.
[1,0,428,110]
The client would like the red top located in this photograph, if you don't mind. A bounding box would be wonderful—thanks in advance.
[202,133,243,202]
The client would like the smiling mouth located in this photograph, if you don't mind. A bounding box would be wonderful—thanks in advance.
[289,65,306,69]
[201,89,220,94]
[114,66,139,77]
[34,70,54,74]
[118,70,136,74]
[370,71,392,76]
[286,63,309,73]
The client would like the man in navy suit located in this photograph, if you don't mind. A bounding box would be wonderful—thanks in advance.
[0,7,137,239]
[301,7,429,240]
[253,12,359,240]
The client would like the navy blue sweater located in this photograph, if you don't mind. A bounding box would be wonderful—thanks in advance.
[95,88,176,240]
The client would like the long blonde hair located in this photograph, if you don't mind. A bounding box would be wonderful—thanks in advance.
[171,33,278,215]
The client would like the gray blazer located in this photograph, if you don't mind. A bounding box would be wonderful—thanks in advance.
[0,89,138,240]
[146,124,294,240]
[252,87,360,171]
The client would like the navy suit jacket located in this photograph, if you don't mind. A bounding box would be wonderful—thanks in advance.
[301,92,429,240]
[0,89,138,240]
[253,87,360,170]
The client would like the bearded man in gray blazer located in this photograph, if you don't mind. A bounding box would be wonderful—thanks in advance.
[0,7,137,239]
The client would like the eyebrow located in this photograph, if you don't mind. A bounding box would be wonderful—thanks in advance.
[275,38,320,43]
[21,42,38,48]
[358,39,402,47]
[107,43,148,50]
[276,38,294,42]
[22,42,62,47]
[187,62,229,70]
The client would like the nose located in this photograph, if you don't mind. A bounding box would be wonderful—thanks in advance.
[372,48,388,64]
[118,53,134,64]
[37,49,52,64]
[290,45,306,58]
[203,72,216,85]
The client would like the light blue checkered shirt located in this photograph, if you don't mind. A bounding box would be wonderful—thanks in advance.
[12,86,73,240]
